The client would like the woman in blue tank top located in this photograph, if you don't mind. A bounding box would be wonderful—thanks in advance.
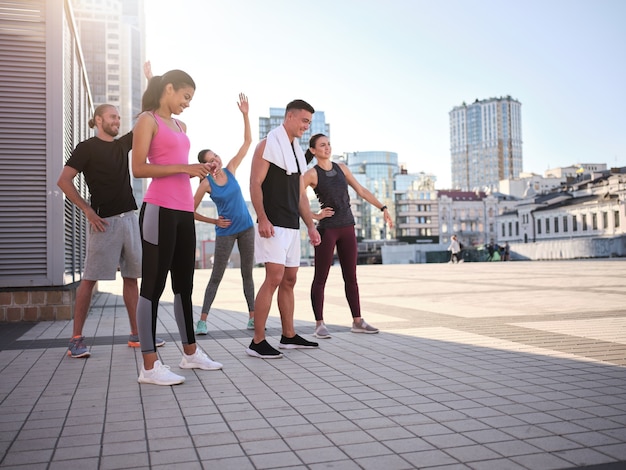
[303,134,394,339]
[193,94,256,334]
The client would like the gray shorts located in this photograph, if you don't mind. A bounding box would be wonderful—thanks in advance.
[83,211,142,280]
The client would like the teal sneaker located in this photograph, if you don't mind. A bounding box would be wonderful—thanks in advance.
[246,318,254,330]
[196,320,208,335]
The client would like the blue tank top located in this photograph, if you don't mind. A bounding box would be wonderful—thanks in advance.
[208,168,253,236]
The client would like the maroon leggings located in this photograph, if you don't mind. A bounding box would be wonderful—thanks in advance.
[311,225,360,321]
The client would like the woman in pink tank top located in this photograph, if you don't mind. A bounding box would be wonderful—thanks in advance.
[131,69,223,386]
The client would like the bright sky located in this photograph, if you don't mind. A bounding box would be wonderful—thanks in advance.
[144,0,625,198]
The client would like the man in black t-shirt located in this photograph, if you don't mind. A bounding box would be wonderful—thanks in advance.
[57,104,164,358]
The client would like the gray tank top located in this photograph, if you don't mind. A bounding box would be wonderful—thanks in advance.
[313,162,355,229]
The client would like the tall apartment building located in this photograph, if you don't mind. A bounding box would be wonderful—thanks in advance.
[71,0,146,201]
[450,96,523,192]
[259,107,329,154]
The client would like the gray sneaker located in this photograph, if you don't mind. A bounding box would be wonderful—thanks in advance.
[313,323,331,339]
[351,319,379,334]
[68,336,90,358]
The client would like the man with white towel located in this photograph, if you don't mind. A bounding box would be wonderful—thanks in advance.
[248,99,321,359]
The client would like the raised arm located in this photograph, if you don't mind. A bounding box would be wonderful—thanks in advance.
[143,60,153,81]
[341,164,393,228]
[226,93,252,175]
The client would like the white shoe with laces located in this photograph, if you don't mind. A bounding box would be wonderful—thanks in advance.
[138,360,185,386]
[179,348,223,370]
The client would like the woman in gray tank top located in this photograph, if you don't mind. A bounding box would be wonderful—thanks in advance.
[303,134,393,339]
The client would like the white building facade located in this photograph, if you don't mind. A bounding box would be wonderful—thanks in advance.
[496,170,626,258]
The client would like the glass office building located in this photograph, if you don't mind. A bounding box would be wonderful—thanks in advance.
[344,151,398,240]
[450,96,523,191]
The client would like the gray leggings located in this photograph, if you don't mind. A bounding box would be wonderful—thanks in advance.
[201,226,255,314]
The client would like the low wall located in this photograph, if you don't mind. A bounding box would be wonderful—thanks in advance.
[0,283,84,322]
[381,236,626,264]
[510,236,626,260]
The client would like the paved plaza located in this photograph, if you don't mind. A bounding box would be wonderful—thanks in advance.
[1,259,626,469]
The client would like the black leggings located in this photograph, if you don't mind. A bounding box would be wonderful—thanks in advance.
[137,203,196,353]
[311,225,360,322]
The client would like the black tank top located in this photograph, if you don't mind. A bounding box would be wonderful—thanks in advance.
[313,162,355,229]
[262,162,301,229]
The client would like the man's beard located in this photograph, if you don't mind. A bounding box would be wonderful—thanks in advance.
[102,123,119,138]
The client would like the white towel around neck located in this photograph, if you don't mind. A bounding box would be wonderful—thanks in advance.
[263,125,307,175]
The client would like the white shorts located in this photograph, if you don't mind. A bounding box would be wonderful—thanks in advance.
[83,211,142,280]
[254,225,301,267]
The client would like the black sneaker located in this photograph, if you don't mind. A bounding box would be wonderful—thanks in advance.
[279,334,319,349]
[246,339,283,359]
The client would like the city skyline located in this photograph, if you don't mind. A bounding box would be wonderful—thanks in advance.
[144,0,625,199]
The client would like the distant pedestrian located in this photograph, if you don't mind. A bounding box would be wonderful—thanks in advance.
[486,241,495,261]
[448,235,461,264]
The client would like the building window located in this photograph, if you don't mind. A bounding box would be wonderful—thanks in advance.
[546,218,550,234]
[602,211,608,229]
[537,219,542,234]
[615,210,620,228]
[515,221,519,236]
[592,213,598,230]
[582,214,588,231]
[563,216,568,232]
[508,222,512,237]
[554,217,559,233]
[501,223,505,237]
[573,216,578,232]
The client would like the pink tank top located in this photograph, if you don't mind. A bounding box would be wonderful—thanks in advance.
[143,113,194,212]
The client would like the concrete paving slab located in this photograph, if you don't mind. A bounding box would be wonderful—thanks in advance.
[0,260,625,469]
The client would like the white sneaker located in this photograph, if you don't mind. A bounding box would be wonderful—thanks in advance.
[179,348,223,370]
[138,360,185,386]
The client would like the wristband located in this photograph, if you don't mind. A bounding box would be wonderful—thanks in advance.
[380,205,387,212]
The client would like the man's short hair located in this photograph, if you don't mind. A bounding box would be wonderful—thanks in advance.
[285,99,315,115]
